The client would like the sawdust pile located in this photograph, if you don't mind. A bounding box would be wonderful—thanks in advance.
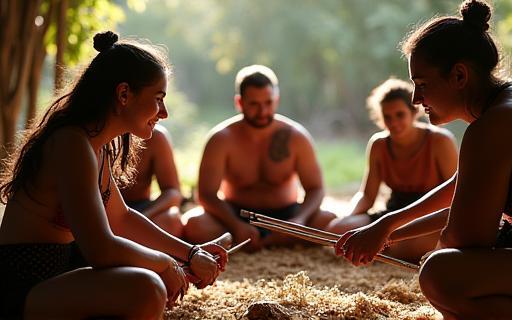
[165,246,439,319]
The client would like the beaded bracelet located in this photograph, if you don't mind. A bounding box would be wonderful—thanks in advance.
[187,245,201,262]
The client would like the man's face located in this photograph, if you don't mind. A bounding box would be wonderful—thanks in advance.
[239,85,278,128]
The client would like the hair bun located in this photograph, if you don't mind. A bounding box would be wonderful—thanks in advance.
[460,0,491,32]
[93,31,119,53]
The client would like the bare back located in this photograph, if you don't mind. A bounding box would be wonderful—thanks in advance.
[0,128,105,244]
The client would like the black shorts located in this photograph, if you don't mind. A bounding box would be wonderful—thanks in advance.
[368,191,426,222]
[496,220,512,248]
[126,199,152,215]
[227,201,300,238]
[0,242,88,319]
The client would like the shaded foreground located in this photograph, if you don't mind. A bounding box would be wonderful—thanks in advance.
[165,246,440,319]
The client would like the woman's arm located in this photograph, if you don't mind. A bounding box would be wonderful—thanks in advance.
[348,135,383,215]
[107,183,193,262]
[379,174,456,233]
[52,129,172,273]
[389,207,449,243]
[432,129,458,181]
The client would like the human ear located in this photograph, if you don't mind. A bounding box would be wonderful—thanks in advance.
[114,82,130,115]
[116,82,130,105]
[234,94,243,112]
[451,63,469,89]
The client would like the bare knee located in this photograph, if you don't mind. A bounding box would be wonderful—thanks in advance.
[153,208,184,238]
[182,208,226,243]
[124,268,167,319]
[325,215,371,235]
[308,209,337,230]
[419,249,461,306]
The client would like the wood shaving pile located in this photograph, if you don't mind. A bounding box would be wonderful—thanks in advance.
[165,246,440,319]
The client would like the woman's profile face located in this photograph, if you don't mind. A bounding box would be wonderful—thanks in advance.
[125,73,168,139]
[381,98,416,138]
[408,54,461,125]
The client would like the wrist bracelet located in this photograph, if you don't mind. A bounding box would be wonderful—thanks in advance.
[187,245,201,262]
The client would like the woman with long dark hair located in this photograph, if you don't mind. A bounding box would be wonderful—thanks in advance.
[0,31,227,319]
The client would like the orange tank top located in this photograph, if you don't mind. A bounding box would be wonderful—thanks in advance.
[378,129,443,193]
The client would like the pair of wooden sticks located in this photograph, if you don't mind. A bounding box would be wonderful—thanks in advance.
[240,209,419,271]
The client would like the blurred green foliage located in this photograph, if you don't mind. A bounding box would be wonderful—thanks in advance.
[35,0,512,193]
[112,0,512,192]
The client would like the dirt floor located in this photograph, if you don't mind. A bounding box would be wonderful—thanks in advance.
[0,197,440,319]
[165,245,440,320]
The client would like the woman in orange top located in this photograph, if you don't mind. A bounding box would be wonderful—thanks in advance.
[327,78,458,261]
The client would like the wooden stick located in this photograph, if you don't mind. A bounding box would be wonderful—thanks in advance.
[228,238,251,254]
[241,209,339,240]
[251,221,335,246]
[242,210,419,271]
[210,232,233,250]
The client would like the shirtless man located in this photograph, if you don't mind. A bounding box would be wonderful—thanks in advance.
[182,65,336,251]
[121,124,184,237]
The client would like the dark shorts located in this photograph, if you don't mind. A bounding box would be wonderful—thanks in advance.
[0,242,88,319]
[227,201,300,238]
[368,191,426,222]
[496,220,512,248]
[126,199,152,215]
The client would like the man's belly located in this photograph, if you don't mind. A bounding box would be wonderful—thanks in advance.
[222,184,298,209]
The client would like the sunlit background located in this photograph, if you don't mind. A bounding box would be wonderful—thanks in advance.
[3,0,512,198]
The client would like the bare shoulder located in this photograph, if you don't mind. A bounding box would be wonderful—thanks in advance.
[203,115,242,152]
[207,115,242,139]
[467,102,512,141]
[427,125,456,144]
[367,131,388,151]
[273,114,313,143]
[152,124,171,139]
[45,127,97,173]
[46,127,92,154]
[149,124,172,146]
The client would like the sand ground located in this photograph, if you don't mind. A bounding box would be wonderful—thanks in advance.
[165,246,439,320]
[0,196,440,319]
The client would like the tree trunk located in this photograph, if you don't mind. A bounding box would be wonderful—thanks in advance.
[0,0,42,159]
[27,0,56,128]
[54,0,68,92]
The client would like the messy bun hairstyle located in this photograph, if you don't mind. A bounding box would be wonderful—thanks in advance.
[93,30,119,53]
[0,31,170,202]
[402,0,500,81]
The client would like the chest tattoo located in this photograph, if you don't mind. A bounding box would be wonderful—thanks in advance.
[268,127,291,162]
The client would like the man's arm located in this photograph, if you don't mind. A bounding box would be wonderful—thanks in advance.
[197,132,241,231]
[293,128,325,224]
[143,126,182,218]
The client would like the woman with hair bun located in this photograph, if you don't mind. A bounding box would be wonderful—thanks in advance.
[326,77,457,262]
[337,1,512,318]
[0,31,227,319]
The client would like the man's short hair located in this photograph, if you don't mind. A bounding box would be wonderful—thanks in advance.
[235,65,279,97]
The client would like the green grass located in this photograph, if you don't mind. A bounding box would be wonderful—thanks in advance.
[315,140,366,194]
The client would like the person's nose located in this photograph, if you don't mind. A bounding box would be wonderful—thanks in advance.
[412,87,422,105]
[158,102,168,119]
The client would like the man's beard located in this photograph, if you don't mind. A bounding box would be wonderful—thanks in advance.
[243,115,274,128]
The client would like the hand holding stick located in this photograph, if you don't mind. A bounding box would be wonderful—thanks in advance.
[241,210,419,271]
